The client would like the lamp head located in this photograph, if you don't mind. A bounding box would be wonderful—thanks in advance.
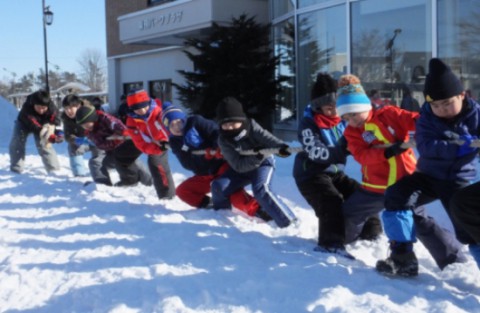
[44,6,53,25]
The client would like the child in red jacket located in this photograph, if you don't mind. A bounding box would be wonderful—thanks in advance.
[125,90,175,199]
[338,74,464,270]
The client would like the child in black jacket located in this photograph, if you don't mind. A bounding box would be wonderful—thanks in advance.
[212,97,297,228]
[293,73,361,258]
[10,89,63,174]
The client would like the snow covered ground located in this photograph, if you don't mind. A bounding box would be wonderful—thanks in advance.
[0,96,479,313]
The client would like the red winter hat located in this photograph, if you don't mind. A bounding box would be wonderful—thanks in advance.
[127,90,151,110]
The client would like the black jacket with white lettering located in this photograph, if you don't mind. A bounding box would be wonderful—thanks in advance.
[293,106,349,183]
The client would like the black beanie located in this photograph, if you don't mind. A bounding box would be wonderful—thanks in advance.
[311,73,337,100]
[310,73,337,111]
[75,105,98,125]
[30,89,51,106]
[217,97,247,123]
[423,58,464,102]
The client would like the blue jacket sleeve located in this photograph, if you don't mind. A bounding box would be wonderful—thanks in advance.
[415,114,459,161]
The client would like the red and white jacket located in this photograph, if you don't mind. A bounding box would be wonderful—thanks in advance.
[344,105,418,194]
[125,99,170,155]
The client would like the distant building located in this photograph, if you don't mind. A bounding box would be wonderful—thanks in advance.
[106,0,480,138]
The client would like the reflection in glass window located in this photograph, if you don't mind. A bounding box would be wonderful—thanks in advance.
[297,5,346,115]
[271,0,295,19]
[298,0,330,9]
[438,0,480,100]
[273,18,296,127]
[351,0,431,108]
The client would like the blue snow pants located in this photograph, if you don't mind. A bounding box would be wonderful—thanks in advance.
[211,156,296,228]
[382,172,470,269]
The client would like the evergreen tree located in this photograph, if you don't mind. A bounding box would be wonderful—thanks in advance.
[174,14,285,130]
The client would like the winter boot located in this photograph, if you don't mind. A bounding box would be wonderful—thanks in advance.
[198,196,214,209]
[376,242,418,277]
[255,207,273,222]
[469,244,480,269]
[114,180,138,187]
[359,216,383,241]
[314,243,355,260]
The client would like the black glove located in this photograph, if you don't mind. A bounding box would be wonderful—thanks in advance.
[252,146,264,160]
[276,144,291,158]
[158,141,169,151]
[384,142,407,159]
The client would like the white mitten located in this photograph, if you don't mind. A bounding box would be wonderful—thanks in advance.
[39,124,55,147]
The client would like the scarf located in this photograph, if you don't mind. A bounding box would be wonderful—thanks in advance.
[313,113,341,129]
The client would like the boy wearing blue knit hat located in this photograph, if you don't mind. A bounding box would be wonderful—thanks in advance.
[162,102,268,220]
[376,58,479,277]
[337,74,465,270]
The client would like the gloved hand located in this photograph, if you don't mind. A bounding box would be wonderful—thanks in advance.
[384,141,408,159]
[48,130,64,144]
[74,136,91,146]
[157,141,169,151]
[457,135,479,157]
[252,146,264,160]
[205,147,223,160]
[276,144,291,158]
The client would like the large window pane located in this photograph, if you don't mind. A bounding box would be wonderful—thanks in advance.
[298,0,330,9]
[123,82,143,95]
[351,0,431,107]
[297,5,346,115]
[149,79,172,103]
[273,18,296,127]
[271,0,295,19]
[438,0,480,99]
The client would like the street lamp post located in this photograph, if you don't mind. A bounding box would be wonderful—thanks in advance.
[42,0,53,93]
[385,28,401,101]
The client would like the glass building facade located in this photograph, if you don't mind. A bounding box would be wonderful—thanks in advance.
[271,0,480,134]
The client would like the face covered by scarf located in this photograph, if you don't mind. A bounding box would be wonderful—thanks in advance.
[220,119,250,141]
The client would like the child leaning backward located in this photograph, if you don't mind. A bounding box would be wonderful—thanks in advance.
[376,58,479,277]
[211,97,297,228]
[161,102,270,220]
[124,90,175,199]
[293,72,362,258]
[338,73,465,271]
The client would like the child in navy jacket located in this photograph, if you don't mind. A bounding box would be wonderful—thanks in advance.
[162,103,263,218]
[376,58,477,277]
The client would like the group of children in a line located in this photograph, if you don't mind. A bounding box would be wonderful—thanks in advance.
[9,58,480,277]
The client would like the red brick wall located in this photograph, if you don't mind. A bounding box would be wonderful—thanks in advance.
[105,0,158,57]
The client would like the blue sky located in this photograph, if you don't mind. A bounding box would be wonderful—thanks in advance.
[0,0,106,80]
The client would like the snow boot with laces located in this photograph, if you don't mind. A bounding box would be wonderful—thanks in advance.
[376,242,418,277]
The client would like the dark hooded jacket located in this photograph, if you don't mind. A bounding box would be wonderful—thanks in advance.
[17,93,60,133]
